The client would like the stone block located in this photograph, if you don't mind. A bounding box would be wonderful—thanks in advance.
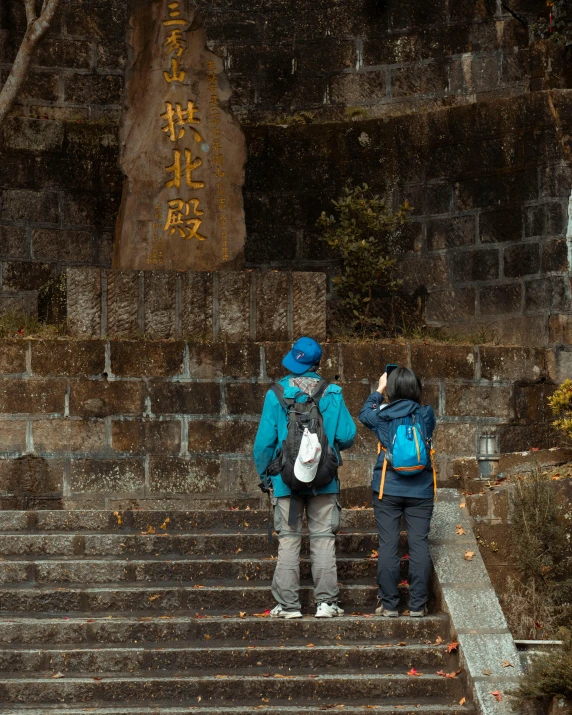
[341,343,408,381]
[70,380,146,418]
[2,261,57,293]
[144,272,177,339]
[148,457,221,493]
[450,248,499,283]
[67,267,102,338]
[549,313,572,344]
[398,254,448,290]
[330,71,387,103]
[225,383,268,415]
[0,341,27,375]
[111,420,181,455]
[110,341,185,378]
[541,164,572,198]
[187,420,258,454]
[362,35,421,66]
[35,37,92,69]
[33,419,106,453]
[64,5,126,39]
[149,382,221,415]
[0,378,64,415]
[2,117,64,152]
[441,586,508,629]
[432,423,477,456]
[503,242,540,278]
[64,74,123,105]
[406,182,453,216]
[181,272,213,340]
[31,228,93,263]
[61,193,97,227]
[352,422,379,455]
[31,340,105,377]
[0,190,59,223]
[0,225,28,259]
[524,205,544,238]
[19,71,60,103]
[411,345,476,380]
[70,459,145,494]
[292,273,326,341]
[458,632,523,679]
[222,456,259,495]
[445,385,512,419]
[546,347,572,383]
[0,421,27,452]
[542,238,568,272]
[479,284,522,316]
[391,62,448,97]
[297,38,355,74]
[337,457,377,490]
[218,272,251,341]
[107,270,140,338]
[255,272,288,342]
[525,278,570,313]
[337,381,373,416]
[427,216,475,251]
[0,455,63,495]
[221,344,261,380]
[480,347,544,381]
[479,208,523,243]
[426,289,476,323]
[430,542,488,584]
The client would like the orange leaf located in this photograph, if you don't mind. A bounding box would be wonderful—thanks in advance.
[464,551,475,561]
[407,668,422,677]
[456,525,466,535]
[447,641,459,653]
[307,643,315,648]
[369,550,378,559]
[459,697,466,705]
[491,690,503,701]
[435,636,443,644]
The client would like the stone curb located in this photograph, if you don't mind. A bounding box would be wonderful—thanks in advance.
[430,488,522,715]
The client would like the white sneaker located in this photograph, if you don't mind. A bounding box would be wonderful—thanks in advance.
[269,605,302,619]
[315,602,344,618]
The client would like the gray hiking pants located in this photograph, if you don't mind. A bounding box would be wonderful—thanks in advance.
[271,494,341,611]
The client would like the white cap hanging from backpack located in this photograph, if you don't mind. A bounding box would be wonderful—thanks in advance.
[293,428,322,483]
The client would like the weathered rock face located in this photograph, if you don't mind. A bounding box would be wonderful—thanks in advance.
[113,0,246,271]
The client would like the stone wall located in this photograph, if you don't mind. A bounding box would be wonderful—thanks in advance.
[0,0,571,343]
[0,338,555,507]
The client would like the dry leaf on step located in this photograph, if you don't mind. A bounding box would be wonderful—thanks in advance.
[456,525,466,536]
[464,551,475,561]
[491,690,503,701]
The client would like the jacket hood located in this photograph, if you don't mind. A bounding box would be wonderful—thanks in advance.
[378,399,420,420]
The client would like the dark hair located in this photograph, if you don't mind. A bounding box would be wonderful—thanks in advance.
[386,367,422,403]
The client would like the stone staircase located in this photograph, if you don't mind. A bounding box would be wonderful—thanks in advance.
[0,508,474,714]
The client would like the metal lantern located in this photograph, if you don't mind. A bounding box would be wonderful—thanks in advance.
[477,432,500,480]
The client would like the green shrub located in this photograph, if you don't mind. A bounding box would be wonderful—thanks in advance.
[548,379,572,442]
[317,183,410,338]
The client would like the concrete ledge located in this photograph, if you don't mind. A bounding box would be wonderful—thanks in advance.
[430,488,521,715]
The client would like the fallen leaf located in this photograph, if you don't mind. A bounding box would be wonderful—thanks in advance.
[307,643,315,648]
[160,518,170,529]
[459,501,466,509]
[146,525,156,534]
[447,641,459,653]
[236,548,243,554]
[239,612,246,618]
[215,674,227,678]
[459,697,466,705]
[456,525,466,536]
[435,636,443,644]
[51,672,65,679]
[402,554,410,560]
[148,595,160,602]
[398,642,407,646]
[464,551,475,561]
[491,690,503,701]
[369,550,378,559]
[482,669,492,676]
[204,635,211,640]
[502,660,514,668]
[407,668,422,677]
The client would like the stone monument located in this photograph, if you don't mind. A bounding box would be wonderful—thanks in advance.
[113,0,246,271]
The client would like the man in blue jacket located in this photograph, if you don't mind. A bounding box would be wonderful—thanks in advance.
[253,337,356,619]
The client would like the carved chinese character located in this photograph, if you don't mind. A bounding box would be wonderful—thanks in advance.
[163,58,186,83]
[161,101,201,142]
[164,29,186,56]
[165,149,205,189]
[164,199,206,240]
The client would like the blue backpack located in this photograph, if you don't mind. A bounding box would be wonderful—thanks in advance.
[378,409,436,499]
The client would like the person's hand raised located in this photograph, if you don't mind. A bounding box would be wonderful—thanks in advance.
[377,372,388,395]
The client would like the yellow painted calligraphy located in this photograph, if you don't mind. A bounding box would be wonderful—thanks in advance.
[164,29,186,56]
[161,101,202,142]
[164,199,207,240]
[163,58,186,83]
[165,149,205,189]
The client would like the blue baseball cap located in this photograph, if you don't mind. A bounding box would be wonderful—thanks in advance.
[282,337,323,375]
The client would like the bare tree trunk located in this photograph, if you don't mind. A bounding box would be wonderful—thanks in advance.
[0,0,60,129]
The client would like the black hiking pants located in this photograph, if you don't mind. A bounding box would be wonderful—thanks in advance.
[372,493,434,613]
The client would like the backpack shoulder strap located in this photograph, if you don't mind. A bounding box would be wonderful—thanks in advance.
[310,379,330,403]
[270,383,295,412]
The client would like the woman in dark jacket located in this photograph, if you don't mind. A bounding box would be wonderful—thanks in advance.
[359,367,436,618]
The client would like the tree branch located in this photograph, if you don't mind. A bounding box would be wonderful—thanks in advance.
[0,0,61,129]
[501,1,528,27]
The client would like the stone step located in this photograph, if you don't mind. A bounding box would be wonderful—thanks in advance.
[0,642,456,673]
[0,531,386,557]
[0,509,377,533]
[0,613,450,645]
[0,706,476,715]
[0,555,407,584]
[0,671,465,705]
[0,582,406,612]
